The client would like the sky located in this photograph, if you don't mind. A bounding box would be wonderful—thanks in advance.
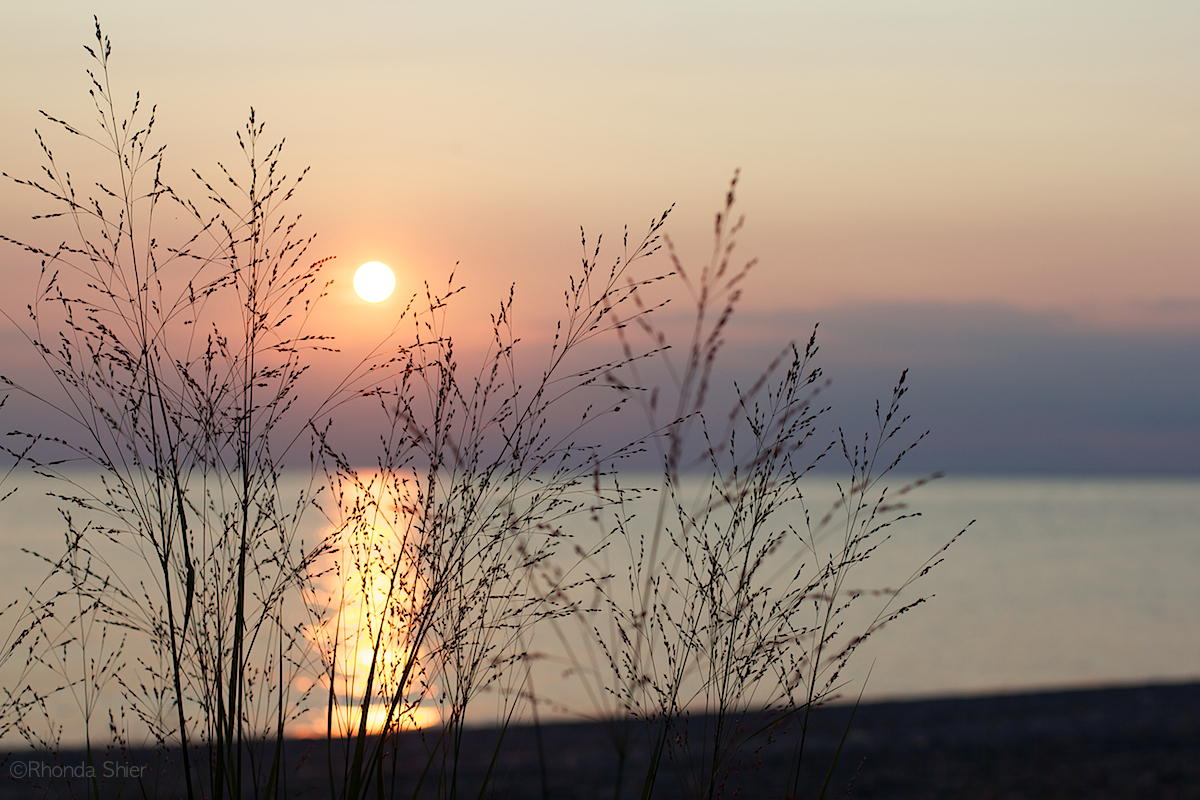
[1,1,1197,474]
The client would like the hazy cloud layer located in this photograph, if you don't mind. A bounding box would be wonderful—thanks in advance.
[1,301,1194,476]
[736,303,1199,475]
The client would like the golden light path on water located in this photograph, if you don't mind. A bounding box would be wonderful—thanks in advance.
[294,475,440,738]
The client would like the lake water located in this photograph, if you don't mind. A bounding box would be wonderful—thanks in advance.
[1,471,1196,745]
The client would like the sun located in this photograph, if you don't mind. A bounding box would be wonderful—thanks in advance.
[353,261,396,303]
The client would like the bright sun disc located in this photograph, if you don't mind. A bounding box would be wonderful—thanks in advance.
[353,261,396,303]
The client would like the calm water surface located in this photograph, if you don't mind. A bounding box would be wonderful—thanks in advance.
[1,472,1196,743]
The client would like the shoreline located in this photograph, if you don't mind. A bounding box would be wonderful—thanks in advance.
[3,679,1197,798]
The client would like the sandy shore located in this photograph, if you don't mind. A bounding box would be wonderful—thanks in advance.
[3,681,1197,798]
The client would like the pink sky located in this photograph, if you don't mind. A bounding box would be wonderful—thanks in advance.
[3,3,1198,330]
[1,3,1197,472]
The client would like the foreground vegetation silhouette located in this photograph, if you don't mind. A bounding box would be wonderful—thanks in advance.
[0,21,966,800]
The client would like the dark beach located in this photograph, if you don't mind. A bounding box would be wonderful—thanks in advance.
[3,681,1197,799]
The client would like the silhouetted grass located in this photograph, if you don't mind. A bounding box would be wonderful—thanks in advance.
[0,21,968,800]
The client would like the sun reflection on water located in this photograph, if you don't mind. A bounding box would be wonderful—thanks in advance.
[295,474,439,738]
